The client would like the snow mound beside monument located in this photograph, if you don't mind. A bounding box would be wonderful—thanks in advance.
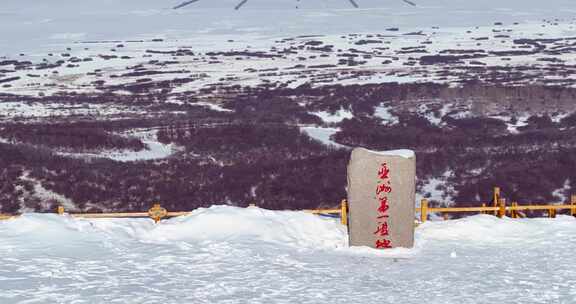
[144,206,348,249]
[0,206,348,254]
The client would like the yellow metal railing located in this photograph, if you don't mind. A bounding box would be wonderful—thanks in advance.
[1,188,574,224]
[418,189,576,222]
[0,199,350,225]
[0,214,14,220]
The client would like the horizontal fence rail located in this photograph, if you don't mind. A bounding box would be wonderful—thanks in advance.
[0,188,574,224]
[33,201,351,225]
[0,214,14,220]
[418,188,576,222]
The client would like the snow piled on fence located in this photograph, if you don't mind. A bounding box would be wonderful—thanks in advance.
[1,206,576,303]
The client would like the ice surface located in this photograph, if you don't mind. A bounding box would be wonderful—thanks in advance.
[59,129,181,162]
[1,206,576,303]
[300,126,348,149]
[3,0,576,56]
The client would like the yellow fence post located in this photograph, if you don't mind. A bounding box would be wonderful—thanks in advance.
[493,187,501,216]
[549,208,556,218]
[511,202,517,218]
[148,203,168,223]
[509,202,514,218]
[57,206,65,215]
[571,195,576,217]
[420,199,429,223]
[481,203,486,215]
[340,199,348,226]
[498,198,506,218]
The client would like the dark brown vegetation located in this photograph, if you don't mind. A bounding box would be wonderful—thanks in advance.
[2,82,576,214]
[0,123,145,151]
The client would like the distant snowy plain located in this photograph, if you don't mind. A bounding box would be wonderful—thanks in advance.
[1,206,576,303]
[2,0,576,56]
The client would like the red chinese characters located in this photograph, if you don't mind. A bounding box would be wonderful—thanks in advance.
[378,165,390,179]
[376,183,392,195]
[375,239,392,249]
[377,196,390,215]
[374,162,392,249]
[373,221,389,236]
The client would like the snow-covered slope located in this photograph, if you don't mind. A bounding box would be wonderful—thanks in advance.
[1,206,575,303]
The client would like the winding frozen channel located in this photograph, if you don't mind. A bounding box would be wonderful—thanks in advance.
[58,129,181,162]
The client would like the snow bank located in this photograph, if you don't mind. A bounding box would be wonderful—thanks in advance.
[2,207,576,303]
[144,206,347,249]
[0,206,347,252]
[419,214,576,243]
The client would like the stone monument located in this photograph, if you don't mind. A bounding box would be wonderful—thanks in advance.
[347,148,416,249]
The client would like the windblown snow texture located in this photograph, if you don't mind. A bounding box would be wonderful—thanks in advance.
[1,206,575,303]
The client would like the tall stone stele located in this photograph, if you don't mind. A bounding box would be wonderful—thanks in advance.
[347,148,416,249]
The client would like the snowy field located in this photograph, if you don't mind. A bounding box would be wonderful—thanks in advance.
[2,0,576,56]
[1,206,575,303]
[3,0,576,97]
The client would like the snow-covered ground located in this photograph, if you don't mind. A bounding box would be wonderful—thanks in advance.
[59,129,182,162]
[1,206,575,303]
[0,128,181,163]
[2,0,576,56]
[3,0,576,98]
[0,102,146,122]
[374,103,399,125]
[310,109,353,124]
[417,170,455,205]
[300,126,348,148]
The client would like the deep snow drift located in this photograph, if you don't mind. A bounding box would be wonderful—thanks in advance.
[1,206,575,303]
